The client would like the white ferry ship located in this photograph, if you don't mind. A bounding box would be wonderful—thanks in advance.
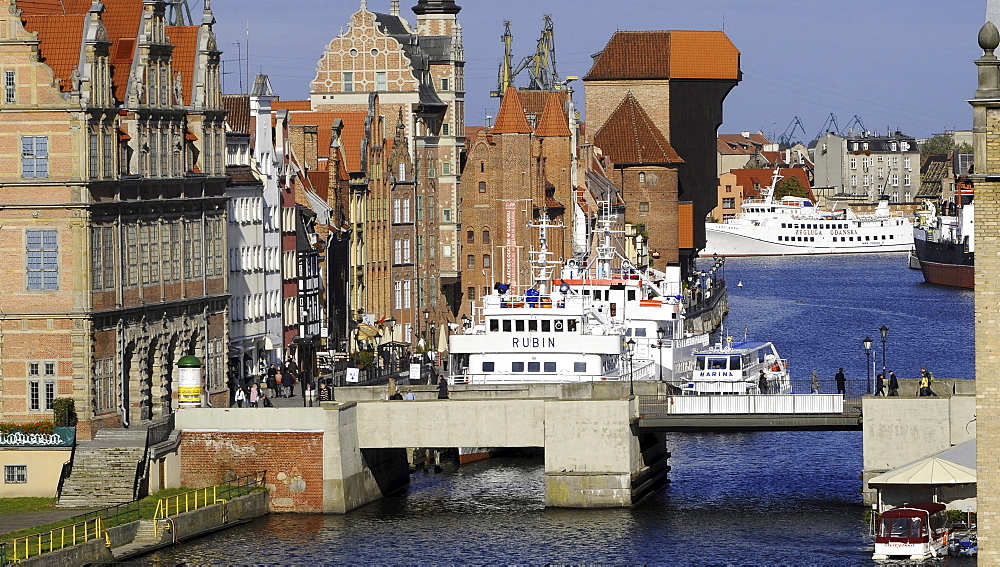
[703,169,913,256]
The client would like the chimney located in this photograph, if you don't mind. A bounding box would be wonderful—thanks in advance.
[391,0,399,16]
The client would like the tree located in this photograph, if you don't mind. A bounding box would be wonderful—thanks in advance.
[920,133,973,159]
[773,176,809,201]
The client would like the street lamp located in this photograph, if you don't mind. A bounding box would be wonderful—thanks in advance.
[863,336,873,395]
[626,338,636,397]
[879,325,889,381]
[656,327,666,381]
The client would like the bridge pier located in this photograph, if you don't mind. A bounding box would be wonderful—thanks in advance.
[543,399,669,507]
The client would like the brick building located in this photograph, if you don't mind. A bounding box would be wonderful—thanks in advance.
[583,30,741,271]
[0,0,228,438]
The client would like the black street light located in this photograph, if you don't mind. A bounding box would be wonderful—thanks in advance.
[863,336,873,395]
[656,327,666,381]
[879,325,889,382]
[626,338,637,397]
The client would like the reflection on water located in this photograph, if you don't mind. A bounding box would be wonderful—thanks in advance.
[143,255,976,564]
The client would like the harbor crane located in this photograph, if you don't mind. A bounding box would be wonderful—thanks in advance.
[841,114,867,137]
[494,15,559,96]
[166,0,193,26]
[814,113,842,141]
[779,116,806,147]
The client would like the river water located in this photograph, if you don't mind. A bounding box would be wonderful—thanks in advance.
[144,254,975,565]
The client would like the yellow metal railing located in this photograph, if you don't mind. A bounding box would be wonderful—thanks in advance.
[9,517,104,561]
[153,471,266,536]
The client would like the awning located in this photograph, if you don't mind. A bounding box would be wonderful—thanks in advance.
[355,323,379,340]
[868,440,976,486]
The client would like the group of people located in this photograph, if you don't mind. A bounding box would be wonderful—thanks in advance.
[232,358,315,408]
[386,376,450,400]
[829,366,936,397]
[873,370,900,396]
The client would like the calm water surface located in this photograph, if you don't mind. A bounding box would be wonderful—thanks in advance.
[145,254,975,565]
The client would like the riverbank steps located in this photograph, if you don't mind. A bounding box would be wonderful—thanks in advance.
[16,491,268,566]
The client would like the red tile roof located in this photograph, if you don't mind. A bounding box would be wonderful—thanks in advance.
[534,91,571,137]
[584,30,739,81]
[223,94,251,133]
[277,100,312,111]
[593,92,682,165]
[717,132,770,155]
[99,0,144,103]
[490,86,532,134]
[22,13,84,92]
[166,26,199,104]
[275,105,370,172]
[731,168,813,200]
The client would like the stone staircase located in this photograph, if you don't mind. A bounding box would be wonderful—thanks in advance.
[58,428,148,508]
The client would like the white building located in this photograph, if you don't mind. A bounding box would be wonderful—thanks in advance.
[813,130,920,203]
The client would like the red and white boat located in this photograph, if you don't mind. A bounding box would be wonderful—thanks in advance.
[873,502,950,560]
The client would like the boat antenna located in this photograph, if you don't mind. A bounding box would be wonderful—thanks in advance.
[762,167,783,205]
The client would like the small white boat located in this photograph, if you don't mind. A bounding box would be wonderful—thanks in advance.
[873,502,950,560]
[704,169,913,256]
[684,337,791,395]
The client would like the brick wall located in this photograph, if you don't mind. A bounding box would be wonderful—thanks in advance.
[179,431,324,513]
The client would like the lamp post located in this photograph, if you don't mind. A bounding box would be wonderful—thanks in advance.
[656,327,666,381]
[863,336,873,395]
[626,338,636,397]
[879,325,889,381]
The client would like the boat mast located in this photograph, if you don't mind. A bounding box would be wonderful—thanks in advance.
[762,168,783,205]
[527,211,564,294]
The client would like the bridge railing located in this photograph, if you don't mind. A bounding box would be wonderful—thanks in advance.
[639,393,844,416]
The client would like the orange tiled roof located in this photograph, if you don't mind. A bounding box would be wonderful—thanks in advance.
[516,89,548,118]
[22,14,85,92]
[223,94,251,133]
[534,91,571,137]
[717,132,770,155]
[490,87,532,134]
[166,26,199,105]
[308,170,330,201]
[279,108,369,172]
[100,0,144,103]
[732,168,813,200]
[593,92,682,165]
[276,100,312,111]
[584,30,739,81]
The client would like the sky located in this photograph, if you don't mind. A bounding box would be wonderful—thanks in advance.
[204,0,987,143]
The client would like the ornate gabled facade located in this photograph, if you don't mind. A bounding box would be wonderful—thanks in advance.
[309,0,464,352]
[0,0,229,438]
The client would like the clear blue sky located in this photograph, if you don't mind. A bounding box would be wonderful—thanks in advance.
[206,0,985,142]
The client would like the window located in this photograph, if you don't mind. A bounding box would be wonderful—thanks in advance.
[512,362,524,372]
[850,175,857,187]
[21,136,48,178]
[725,185,732,193]
[479,181,486,193]
[443,209,452,222]
[467,230,474,243]
[342,72,354,92]
[45,380,55,410]
[442,162,451,176]
[4,465,26,484]
[483,254,491,268]
[441,77,450,91]
[467,254,475,269]
[4,70,14,104]
[544,362,556,372]
[639,202,650,212]
[891,174,899,187]
[904,174,911,187]
[26,230,58,290]
[482,361,494,372]
[528,362,540,372]
[443,244,452,257]
[850,157,856,170]
[376,71,387,91]
[482,230,490,244]
[467,286,475,299]
[574,361,587,372]
[904,156,911,169]
[638,172,646,184]
[722,198,735,209]
[442,123,450,136]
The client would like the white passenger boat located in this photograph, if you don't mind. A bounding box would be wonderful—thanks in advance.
[704,169,913,256]
[686,337,791,395]
[873,502,950,560]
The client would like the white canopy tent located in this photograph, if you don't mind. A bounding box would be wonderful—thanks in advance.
[868,439,976,514]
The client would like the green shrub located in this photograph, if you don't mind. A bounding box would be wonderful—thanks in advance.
[53,398,77,427]
[353,351,375,370]
[0,421,54,435]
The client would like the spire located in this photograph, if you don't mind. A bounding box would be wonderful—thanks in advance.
[491,87,532,134]
[534,92,571,137]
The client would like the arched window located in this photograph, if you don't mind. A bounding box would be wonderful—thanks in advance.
[638,171,646,184]
[482,229,491,244]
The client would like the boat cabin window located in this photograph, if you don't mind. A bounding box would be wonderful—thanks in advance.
[544,362,556,372]
[729,355,741,370]
[567,319,578,332]
[628,290,636,301]
[707,357,728,369]
[512,362,524,372]
[515,320,525,332]
[528,320,538,332]
[541,320,551,332]
[528,362,540,372]
[482,362,494,372]
[490,319,499,332]
[574,362,587,372]
[880,517,925,539]
[758,350,767,363]
[634,328,647,337]
[503,320,512,332]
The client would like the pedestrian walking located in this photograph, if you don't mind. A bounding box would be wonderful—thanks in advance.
[888,370,899,396]
[875,373,885,396]
[437,375,449,399]
[835,368,846,395]
[281,370,294,398]
[249,383,260,407]
[234,385,246,407]
[919,367,938,397]
[810,369,820,394]
[266,364,278,398]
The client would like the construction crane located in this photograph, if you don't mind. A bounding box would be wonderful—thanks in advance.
[841,114,867,137]
[494,15,559,96]
[779,116,806,147]
[814,113,842,141]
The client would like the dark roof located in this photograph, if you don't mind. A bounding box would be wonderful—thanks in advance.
[593,93,683,165]
[373,12,409,36]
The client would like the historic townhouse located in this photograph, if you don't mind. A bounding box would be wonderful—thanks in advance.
[308,0,465,352]
[0,0,228,438]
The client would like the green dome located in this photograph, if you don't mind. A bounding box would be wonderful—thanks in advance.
[177,355,202,368]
